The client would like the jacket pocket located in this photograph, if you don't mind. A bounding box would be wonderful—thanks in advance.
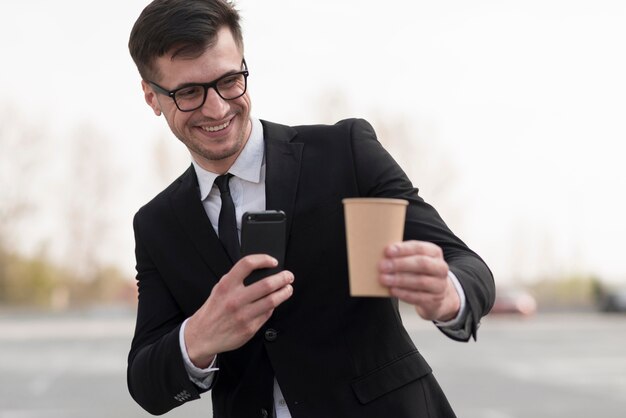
[351,350,432,404]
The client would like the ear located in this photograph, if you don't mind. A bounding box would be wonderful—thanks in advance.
[141,80,162,116]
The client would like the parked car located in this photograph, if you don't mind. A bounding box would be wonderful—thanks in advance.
[490,287,538,316]
[596,287,626,313]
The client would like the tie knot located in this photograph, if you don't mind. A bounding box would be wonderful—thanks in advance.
[215,173,233,194]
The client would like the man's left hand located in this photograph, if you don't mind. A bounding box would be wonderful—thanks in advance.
[378,240,460,322]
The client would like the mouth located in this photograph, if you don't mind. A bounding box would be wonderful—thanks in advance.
[200,118,232,133]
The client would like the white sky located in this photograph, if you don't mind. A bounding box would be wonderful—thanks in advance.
[1,0,625,284]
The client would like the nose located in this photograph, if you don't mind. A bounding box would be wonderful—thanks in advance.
[200,87,229,119]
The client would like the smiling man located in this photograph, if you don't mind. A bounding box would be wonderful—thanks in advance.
[126,1,495,417]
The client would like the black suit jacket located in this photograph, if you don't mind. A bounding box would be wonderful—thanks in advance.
[127,118,495,417]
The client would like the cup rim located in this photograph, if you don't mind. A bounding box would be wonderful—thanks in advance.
[342,198,408,206]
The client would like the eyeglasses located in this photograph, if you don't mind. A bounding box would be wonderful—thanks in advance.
[148,60,249,112]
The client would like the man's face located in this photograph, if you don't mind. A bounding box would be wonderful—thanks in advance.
[142,27,251,174]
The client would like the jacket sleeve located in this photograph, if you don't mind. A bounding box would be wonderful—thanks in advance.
[345,118,495,341]
[127,211,207,415]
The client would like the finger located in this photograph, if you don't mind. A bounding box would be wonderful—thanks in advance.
[246,270,295,301]
[221,281,288,329]
[223,254,279,286]
[226,281,292,339]
[379,254,448,278]
[381,272,447,294]
[384,240,443,259]
[248,282,294,318]
[388,285,445,308]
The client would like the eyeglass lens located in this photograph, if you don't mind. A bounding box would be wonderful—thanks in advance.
[174,73,247,111]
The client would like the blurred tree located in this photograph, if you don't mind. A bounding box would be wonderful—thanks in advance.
[0,247,67,307]
[0,105,44,248]
[62,122,121,279]
[0,105,48,302]
[0,105,132,308]
[529,274,601,310]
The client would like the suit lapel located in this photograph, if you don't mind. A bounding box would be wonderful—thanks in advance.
[262,120,303,237]
[170,166,232,281]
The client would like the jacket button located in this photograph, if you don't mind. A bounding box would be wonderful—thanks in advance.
[260,408,269,418]
[264,328,278,342]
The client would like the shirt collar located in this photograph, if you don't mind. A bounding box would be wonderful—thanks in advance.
[192,117,264,201]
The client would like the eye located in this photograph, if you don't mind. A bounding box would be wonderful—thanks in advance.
[175,85,203,99]
[217,74,241,89]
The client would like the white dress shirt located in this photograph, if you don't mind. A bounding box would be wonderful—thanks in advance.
[178,117,466,418]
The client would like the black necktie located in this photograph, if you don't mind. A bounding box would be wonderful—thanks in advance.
[215,174,240,263]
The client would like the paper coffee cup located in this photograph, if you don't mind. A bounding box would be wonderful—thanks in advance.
[342,198,408,297]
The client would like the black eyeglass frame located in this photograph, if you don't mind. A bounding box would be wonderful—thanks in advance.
[148,59,249,112]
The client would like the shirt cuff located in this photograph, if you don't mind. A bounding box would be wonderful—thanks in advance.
[179,318,219,389]
[433,270,467,329]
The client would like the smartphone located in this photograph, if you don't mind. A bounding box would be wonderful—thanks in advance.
[240,210,287,286]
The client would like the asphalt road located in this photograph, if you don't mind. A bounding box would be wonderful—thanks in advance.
[1,307,625,418]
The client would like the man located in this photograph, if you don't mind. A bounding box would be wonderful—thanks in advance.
[127,1,495,417]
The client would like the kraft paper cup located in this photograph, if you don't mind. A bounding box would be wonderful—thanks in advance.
[342,198,408,297]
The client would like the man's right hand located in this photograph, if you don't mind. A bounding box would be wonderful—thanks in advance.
[184,254,294,368]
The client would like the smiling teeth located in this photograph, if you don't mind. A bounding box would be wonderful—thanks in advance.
[202,120,230,132]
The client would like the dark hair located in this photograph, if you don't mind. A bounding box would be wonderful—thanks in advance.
[129,0,243,80]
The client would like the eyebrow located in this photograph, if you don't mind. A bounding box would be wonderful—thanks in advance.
[169,67,243,91]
